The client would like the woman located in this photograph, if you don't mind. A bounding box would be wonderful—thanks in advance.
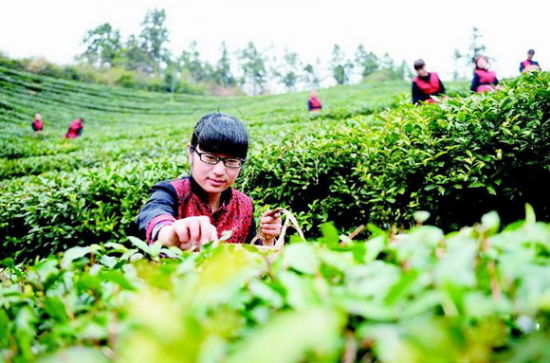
[308,90,322,112]
[471,56,499,93]
[65,117,84,138]
[411,59,446,105]
[519,49,541,73]
[31,113,44,132]
[138,112,282,250]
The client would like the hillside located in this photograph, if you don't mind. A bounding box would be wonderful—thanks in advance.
[1,66,549,362]
[0,65,424,178]
[1,66,547,259]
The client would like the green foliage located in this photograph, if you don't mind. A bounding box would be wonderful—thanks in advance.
[178,41,214,84]
[239,41,268,95]
[137,9,170,74]
[0,64,407,259]
[364,68,406,82]
[0,47,549,363]
[213,42,237,88]
[0,52,202,95]
[302,63,321,89]
[0,67,548,260]
[274,50,301,91]
[244,72,550,233]
[1,211,549,362]
[78,23,122,68]
[2,13,414,95]
[331,44,354,85]
[354,44,379,78]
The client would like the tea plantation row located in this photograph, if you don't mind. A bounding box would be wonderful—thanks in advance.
[1,72,548,260]
[1,208,549,362]
[0,64,549,362]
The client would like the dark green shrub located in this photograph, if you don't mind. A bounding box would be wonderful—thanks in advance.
[0,73,547,260]
[244,72,550,232]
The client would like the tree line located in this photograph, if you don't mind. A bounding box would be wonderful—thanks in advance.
[0,8,489,95]
[77,9,414,95]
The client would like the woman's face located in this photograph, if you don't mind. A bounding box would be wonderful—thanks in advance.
[416,67,428,77]
[477,57,489,69]
[188,145,242,195]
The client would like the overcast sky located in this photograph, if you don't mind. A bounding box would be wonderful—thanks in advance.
[1,0,548,84]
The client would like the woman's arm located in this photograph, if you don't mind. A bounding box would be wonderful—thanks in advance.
[471,73,480,92]
[412,82,422,104]
[157,216,217,249]
[137,181,179,243]
[438,79,446,94]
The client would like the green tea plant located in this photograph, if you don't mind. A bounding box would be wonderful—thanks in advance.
[1,207,549,362]
[0,71,547,259]
[244,72,550,232]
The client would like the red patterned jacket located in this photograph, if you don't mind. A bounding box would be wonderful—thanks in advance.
[138,177,255,244]
[308,97,322,111]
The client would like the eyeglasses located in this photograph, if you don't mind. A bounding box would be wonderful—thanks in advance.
[191,147,245,169]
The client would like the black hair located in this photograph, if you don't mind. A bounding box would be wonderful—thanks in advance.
[528,49,535,55]
[191,112,249,159]
[413,59,425,71]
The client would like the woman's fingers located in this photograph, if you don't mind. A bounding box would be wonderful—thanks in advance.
[261,215,282,225]
[173,220,190,244]
[187,219,200,245]
[260,216,272,224]
[172,216,218,250]
[261,228,280,237]
[262,209,282,218]
[157,224,178,246]
[198,217,217,246]
[261,225,281,232]
[209,225,219,242]
[261,212,282,239]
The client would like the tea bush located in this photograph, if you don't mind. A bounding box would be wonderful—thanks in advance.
[0,72,548,260]
[1,209,549,362]
[245,72,550,232]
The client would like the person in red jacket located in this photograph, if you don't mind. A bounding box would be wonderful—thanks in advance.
[31,113,44,133]
[138,112,282,250]
[471,56,499,93]
[519,49,541,73]
[307,90,322,112]
[411,59,446,105]
[64,117,84,139]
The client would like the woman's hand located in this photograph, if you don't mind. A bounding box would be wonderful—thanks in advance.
[157,216,218,250]
[260,209,283,245]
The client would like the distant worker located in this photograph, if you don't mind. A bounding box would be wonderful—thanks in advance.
[31,113,44,133]
[411,59,446,105]
[307,90,322,112]
[65,117,84,139]
[519,49,541,73]
[471,56,499,93]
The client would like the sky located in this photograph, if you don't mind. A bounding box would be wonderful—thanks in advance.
[1,0,549,86]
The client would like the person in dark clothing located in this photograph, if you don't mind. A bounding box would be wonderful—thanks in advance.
[411,59,446,105]
[137,112,282,250]
[65,117,84,138]
[31,113,44,132]
[519,49,541,73]
[308,90,322,111]
[471,56,499,93]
